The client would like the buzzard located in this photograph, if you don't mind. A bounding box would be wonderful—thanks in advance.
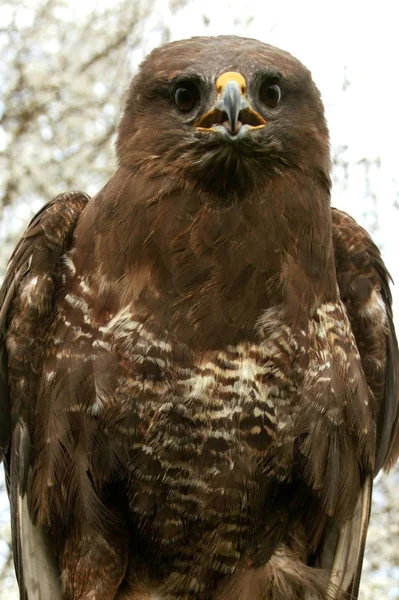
[0,35,398,600]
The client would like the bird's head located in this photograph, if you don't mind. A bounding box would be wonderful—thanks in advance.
[116,36,331,199]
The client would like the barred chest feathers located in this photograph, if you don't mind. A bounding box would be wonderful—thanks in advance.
[51,262,373,562]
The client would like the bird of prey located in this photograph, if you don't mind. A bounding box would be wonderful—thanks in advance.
[1,35,398,600]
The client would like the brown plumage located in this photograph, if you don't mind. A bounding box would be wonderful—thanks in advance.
[1,35,398,600]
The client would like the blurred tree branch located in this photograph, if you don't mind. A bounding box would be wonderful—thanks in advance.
[0,0,180,268]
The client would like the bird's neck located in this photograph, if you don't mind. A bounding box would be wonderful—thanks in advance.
[73,169,338,348]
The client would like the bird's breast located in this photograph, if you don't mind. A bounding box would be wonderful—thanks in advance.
[49,282,374,592]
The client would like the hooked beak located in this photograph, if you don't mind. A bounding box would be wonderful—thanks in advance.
[195,71,266,136]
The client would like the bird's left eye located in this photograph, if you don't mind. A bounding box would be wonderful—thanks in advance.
[174,82,201,112]
[259,81,282,108]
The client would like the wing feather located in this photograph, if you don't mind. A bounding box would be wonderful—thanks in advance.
[323,208,399,598]
[0,191,89,598]
[324,474,372,599]
[332,207,399,472]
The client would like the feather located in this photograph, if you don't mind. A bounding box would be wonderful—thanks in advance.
[1,38,398,600]
[10,422,62,599]
[325,474,372,599]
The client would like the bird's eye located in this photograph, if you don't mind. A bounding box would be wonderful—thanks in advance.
[259,81,282,108]
[174,82,200,112]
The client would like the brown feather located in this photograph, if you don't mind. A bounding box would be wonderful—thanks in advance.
[1,36,398,600]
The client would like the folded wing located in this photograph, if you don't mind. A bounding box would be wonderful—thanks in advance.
[0,191,89,598]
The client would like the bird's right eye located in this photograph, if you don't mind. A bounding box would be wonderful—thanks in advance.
[174,82,201,112]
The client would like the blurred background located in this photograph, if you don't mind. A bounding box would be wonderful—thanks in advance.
[0,0,398,597]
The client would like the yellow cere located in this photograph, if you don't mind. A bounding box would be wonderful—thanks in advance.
[216,71,247,95]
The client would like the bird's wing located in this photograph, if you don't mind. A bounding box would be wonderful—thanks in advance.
[0,191,89,599]
[332,207,399,473]
[321,207,399,599]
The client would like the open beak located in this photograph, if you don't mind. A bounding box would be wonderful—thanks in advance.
[195,71,266,136]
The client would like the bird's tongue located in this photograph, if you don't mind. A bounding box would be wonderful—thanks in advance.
[223,119,242,135]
